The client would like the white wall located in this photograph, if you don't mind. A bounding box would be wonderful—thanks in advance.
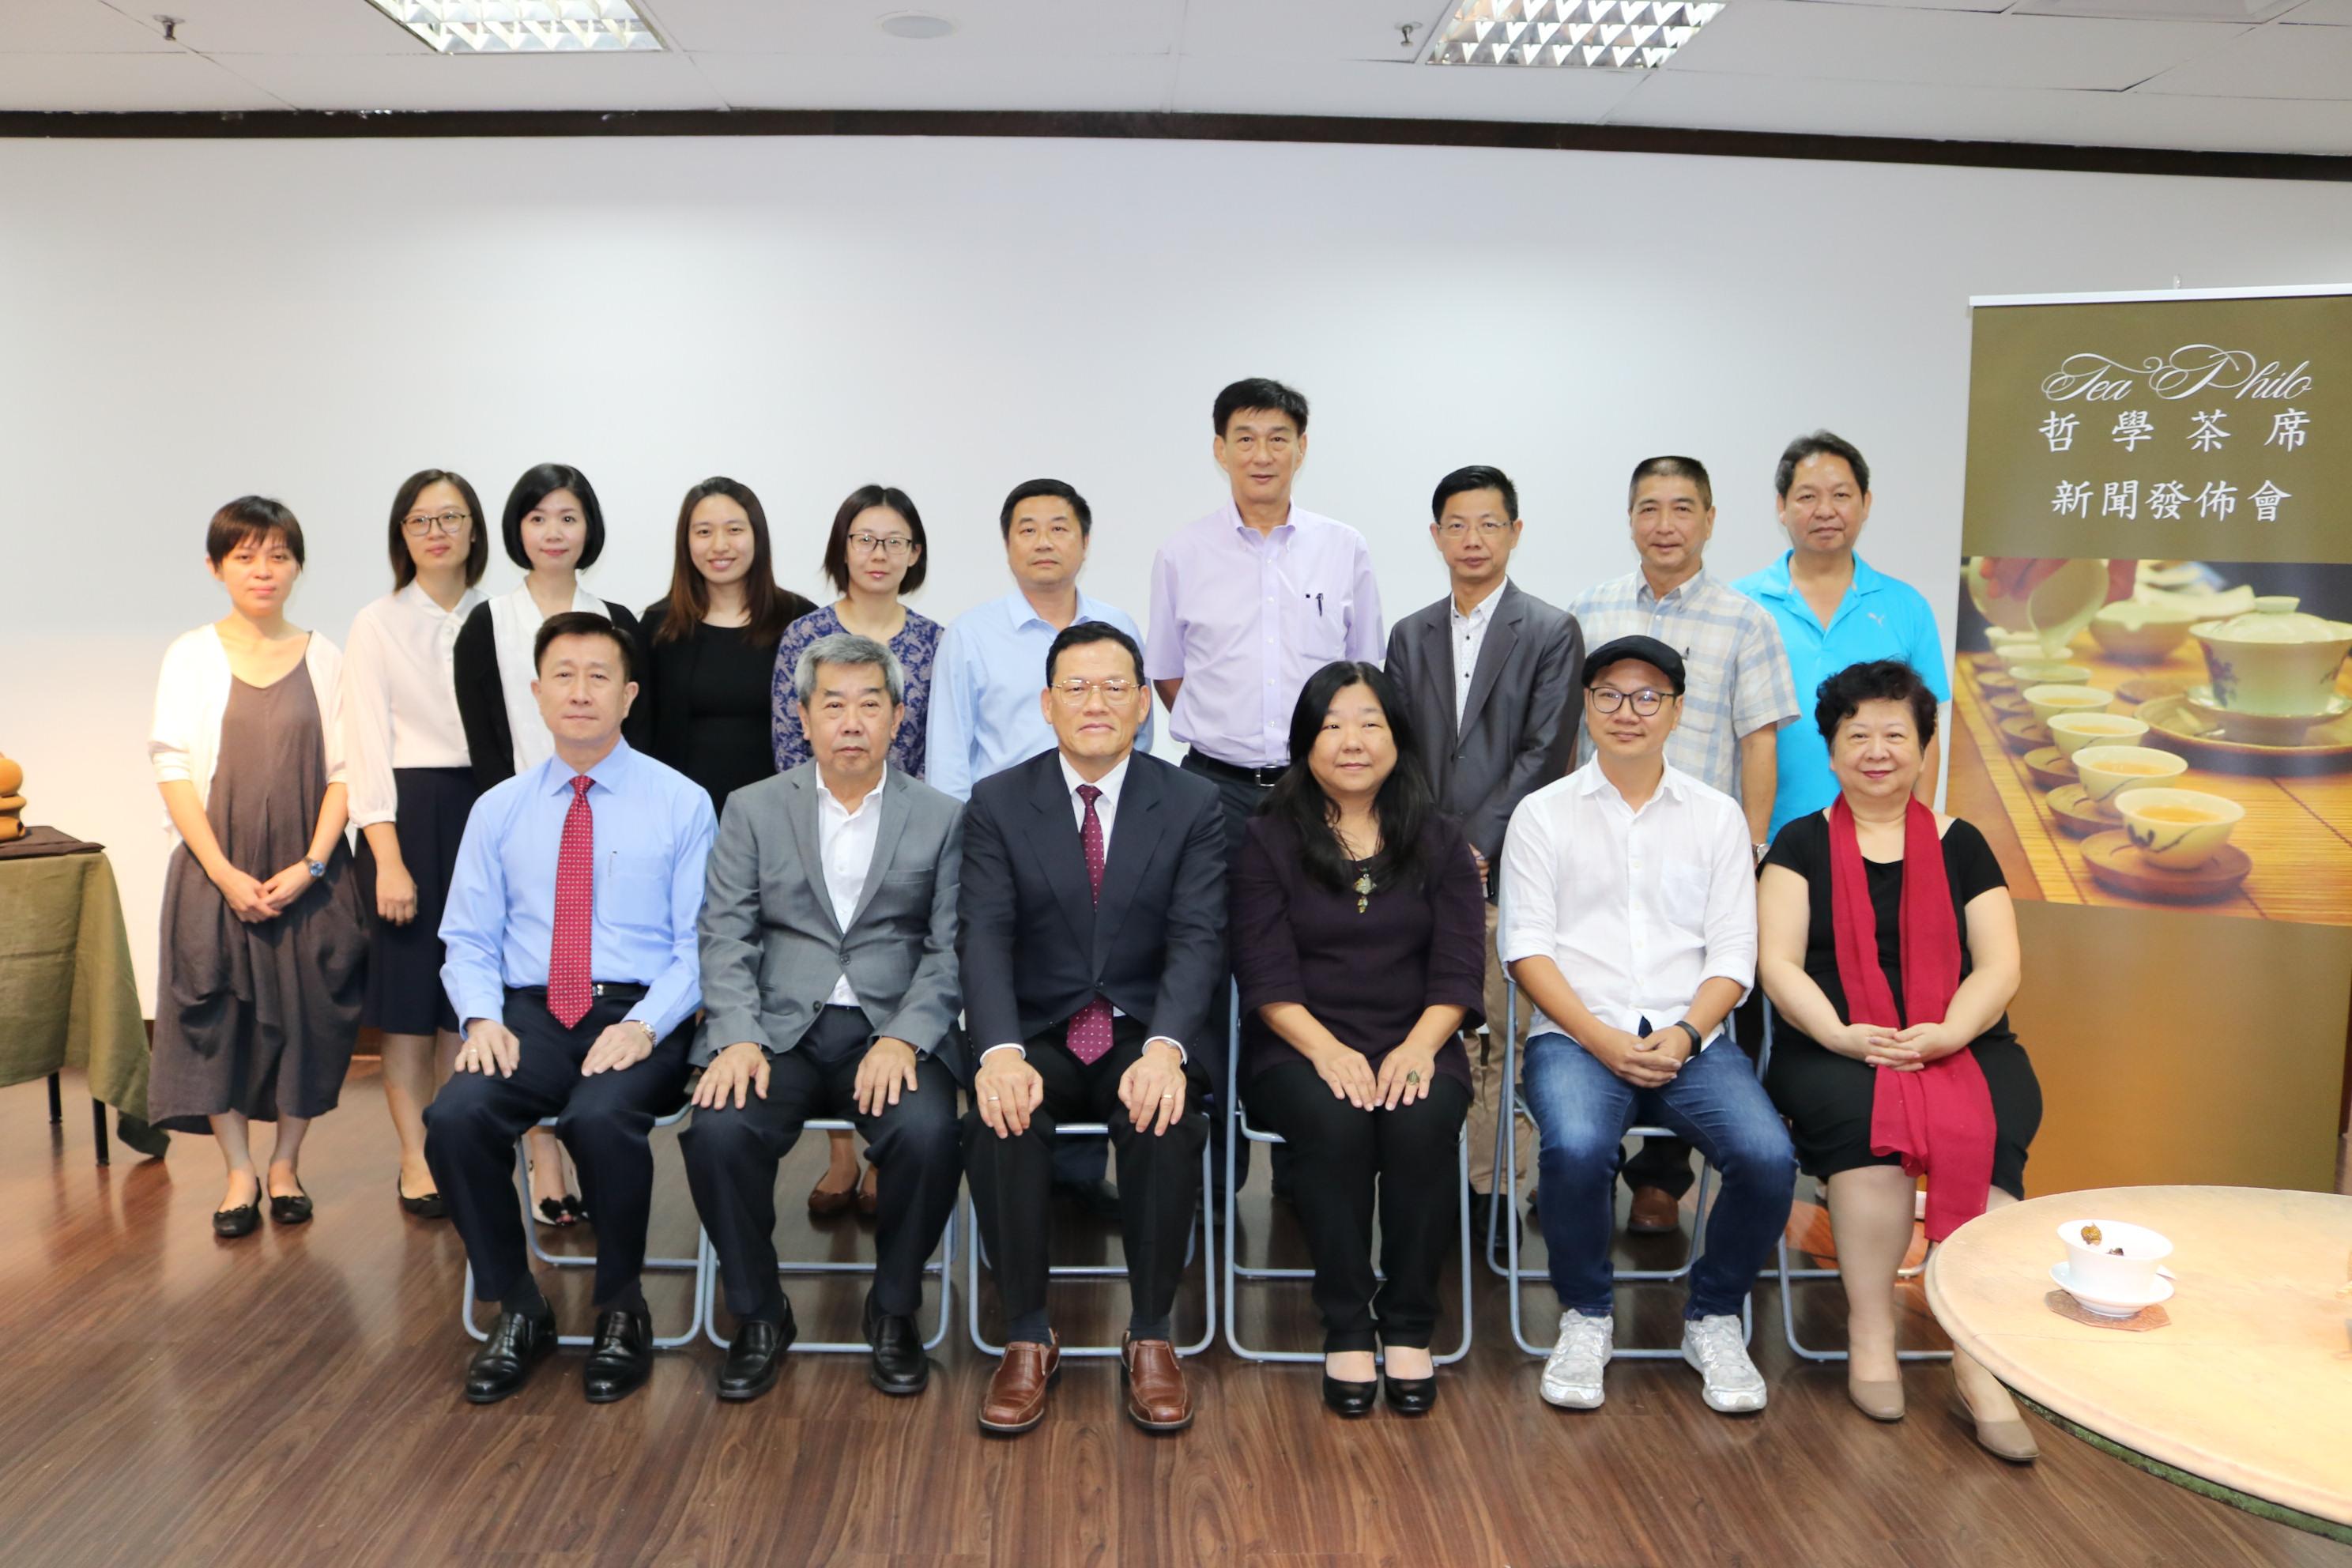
[2,133,2349,1008]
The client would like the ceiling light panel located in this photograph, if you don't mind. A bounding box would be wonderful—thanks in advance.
[365,1,665,54]
[1427,0,1724,69]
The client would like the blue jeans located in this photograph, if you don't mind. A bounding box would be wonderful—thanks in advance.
[1522,1029,1794,1321]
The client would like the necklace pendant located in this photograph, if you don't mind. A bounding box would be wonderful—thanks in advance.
[1355,895,1368,915]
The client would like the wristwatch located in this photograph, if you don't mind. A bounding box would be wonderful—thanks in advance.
[1673,1020,1704,1051]
[305,858,326,880]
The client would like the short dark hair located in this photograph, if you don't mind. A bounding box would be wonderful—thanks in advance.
[207,496,304,567]
[1045,620,1143,687]
[999,478,1093,540]
[1776,430,1871,499]
[501,463,606,572]
[1430,465,1519,524]
[1213,377,1309,439]
[1628,455,1713,511]
[1815,658,1937,746]
[387,469,489,590]
[533,610,635,684]
[821,484,929,596]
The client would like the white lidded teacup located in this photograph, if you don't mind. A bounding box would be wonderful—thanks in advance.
[2058,1219,2171,1301]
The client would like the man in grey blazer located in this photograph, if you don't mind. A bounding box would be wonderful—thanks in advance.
[1383,466,1582,1232]
[681,633,966,1404]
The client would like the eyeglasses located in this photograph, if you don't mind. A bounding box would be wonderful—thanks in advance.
[1587,688,1672,715]
[401,510,470,537]
[1050,677,1139,703]
[1435,520,1514,539]
[846,532,915,560]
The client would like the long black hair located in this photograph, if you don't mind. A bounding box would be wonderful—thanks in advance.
[1261,661,1436,895]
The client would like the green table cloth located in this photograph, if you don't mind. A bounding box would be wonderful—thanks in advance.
[0,846,152,1118]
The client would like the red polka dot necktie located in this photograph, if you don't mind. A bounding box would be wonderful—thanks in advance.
[548,775,594,1028]
[1065,783,1114,1065]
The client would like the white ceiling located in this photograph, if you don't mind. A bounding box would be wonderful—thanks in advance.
[2,0,2347,157]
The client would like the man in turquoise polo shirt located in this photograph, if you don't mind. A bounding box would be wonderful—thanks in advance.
[1735,431,1951,841]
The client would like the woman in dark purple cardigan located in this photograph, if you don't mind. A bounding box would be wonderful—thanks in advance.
[1231,660,1486,1419]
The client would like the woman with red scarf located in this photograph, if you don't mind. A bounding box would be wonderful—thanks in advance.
[1757,659,2043,1463]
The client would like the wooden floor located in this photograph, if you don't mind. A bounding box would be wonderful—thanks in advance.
[9,1065,2346,1568]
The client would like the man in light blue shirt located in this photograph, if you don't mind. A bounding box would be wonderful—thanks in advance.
[925,478,1151,801]
[1734,431,1952,841]
[428,612,715,1409]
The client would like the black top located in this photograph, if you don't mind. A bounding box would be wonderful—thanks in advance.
[1230,813,1487,1087]
[1761,811,2016,1050]
[637,601,810,818]
[450,597,649,792]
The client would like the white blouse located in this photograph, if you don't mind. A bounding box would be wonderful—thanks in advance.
[342,581,484,827]
[149,624,347,846]
[487,582,613,778]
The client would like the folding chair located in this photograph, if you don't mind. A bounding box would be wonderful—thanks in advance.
[1220,1011,1473,1366]
[1495,980,1751,1358]
[699,1117,959,1354]
[965,1121,1216,1359]
[460,1107,712,1350]
[1759,1001,1948,1364]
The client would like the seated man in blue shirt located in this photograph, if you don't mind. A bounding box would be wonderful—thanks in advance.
[428,612,716,1407]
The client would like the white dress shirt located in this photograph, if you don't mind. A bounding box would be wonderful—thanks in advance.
[1450,579,1506,728]
[816,766,889,1008]
[342,581,484,827]
[487,582,615,778]
[1497,759,1756,1050]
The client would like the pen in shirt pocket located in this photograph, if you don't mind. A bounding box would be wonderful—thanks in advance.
[1309,592,1324,617]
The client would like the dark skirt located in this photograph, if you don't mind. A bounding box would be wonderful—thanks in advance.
[1763,1028,2043,1200]
[354,766,477,1035]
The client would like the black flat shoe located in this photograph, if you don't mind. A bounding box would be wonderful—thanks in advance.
[864,1287,929,1396]
[466,1304,558,1404]
[583,1307,654,1404]
[397,1177,446,1220]
[213,1188,261,1239]
[1322,1374,1378,1417]
[562,1194,590,1227]
[717,1309,795,1402]
[1381,1372,1438,1416]
[268,1185,313,1226]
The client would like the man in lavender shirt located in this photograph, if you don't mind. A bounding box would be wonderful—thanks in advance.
[1147,376,1384,1191]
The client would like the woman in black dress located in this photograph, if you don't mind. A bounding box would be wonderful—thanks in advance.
[639,476,814,816]
[1758,659,2042,1462]
[1231,662,1485,1418]
[149,498,367,1237]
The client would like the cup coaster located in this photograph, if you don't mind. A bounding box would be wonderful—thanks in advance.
[2045,1289,2169,1332]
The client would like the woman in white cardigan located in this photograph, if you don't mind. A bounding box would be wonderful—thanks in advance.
[149,497,367,1238]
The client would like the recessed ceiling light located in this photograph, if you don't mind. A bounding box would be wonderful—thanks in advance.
[365,1,665,55]
[878,12,957,40]
[1427,0,1723,70]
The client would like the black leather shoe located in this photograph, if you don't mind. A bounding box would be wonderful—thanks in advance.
[268,1184,313,1226]
[465,1305,557,1404]
[397,1177,446,1220]
[583,1307,654,1404]
[1382,1372,1438,1416]
[212,1190,261,1239]
[1323,1374,1378,1417]
[864,1287,929,1396]
[717,1308,795,1402]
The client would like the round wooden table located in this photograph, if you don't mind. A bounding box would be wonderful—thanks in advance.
[1926,1185,2352,1540]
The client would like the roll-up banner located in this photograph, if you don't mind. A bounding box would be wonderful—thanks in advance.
[1952,285,2350,1194]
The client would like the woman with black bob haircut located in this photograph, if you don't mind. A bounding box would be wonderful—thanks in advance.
[450,462,646,1227]
[1230,660,1486,1418]
[342,469,492,1219]
[1756,658,2043,1461]
[639,476,815,817]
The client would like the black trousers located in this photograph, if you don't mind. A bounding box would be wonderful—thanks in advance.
[680,1007,963,1322]
[961,1019,1209,1329]
[424,988,691,1309]
[1246,1058,1471,1353]
[1178,748,1276,1193]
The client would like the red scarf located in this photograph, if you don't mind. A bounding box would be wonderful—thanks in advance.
[1827,796,1996,1242]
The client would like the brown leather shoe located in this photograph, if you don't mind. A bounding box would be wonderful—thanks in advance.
[806,1174,855,1219]
[978,1333,1059,1434]
[1627,1185,1680,1234]
[1120,1335,1193,1432]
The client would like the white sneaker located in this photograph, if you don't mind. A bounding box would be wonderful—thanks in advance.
[1681,1314,1766,1414]
[1540,1312,1612,1409]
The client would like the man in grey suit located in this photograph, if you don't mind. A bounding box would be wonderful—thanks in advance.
[681,633,966,1404]
[1383,466,1582,1234]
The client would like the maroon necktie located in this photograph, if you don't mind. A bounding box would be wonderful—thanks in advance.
[1065,783,1114,1065]
[548,775,594,1028]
